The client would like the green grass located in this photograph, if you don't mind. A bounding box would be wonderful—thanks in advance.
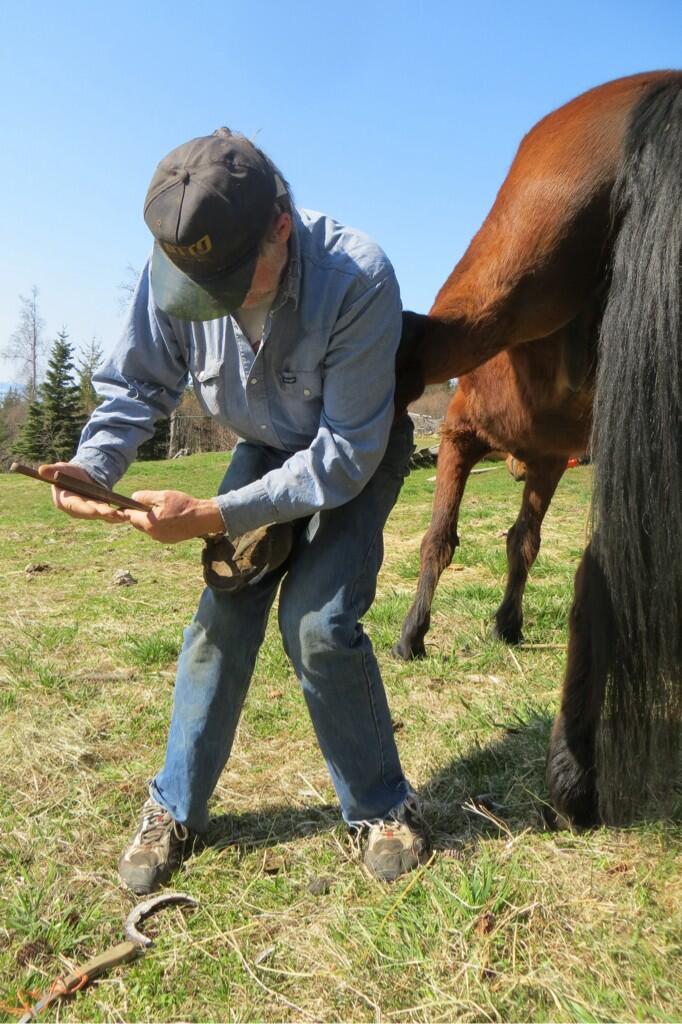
[122,629,183,668]
[0,451,680,1022]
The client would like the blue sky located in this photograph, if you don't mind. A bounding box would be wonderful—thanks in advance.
[1,0,680,384]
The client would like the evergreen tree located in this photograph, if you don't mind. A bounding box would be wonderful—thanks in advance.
[13,395,46,462]
[0,393,11,463]
[0,388,27,464]
[78,335,104,418]
[42,330,82,461]
[15,331,82,462]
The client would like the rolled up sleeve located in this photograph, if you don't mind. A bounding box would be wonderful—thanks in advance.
[216,270,402,536]
[71,262,188,487]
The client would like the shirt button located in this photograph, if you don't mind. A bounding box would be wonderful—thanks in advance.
[250,378,258,385]
[260,424,267,430]
[303,387,311,396]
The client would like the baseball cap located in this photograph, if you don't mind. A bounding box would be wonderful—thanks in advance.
[144,128,280,320]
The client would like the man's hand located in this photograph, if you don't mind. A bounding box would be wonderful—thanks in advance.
[120,490,225,544]
[38,462,126,523]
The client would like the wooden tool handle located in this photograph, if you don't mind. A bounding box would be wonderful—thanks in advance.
[17,942,143,1021]
[10,462,152,512]
[64,940,143,983]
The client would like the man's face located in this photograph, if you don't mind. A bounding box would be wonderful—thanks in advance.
[239,212,292,309]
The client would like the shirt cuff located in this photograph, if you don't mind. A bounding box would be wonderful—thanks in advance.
[70,449,121,488]
[215,478,280,537]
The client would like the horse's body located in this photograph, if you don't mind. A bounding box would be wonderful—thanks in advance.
[395,70,682,827]
[395,323,594,659]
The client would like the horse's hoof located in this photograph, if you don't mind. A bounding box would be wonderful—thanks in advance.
[490,619,523,645]
[391,639,426,661]
[540,804,573,831]
[547,720,601,829]
[542,802,599,832]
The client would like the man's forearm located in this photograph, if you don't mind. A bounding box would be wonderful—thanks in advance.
[192,498,226,536]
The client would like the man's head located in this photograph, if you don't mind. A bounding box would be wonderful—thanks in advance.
[144,128,292,320]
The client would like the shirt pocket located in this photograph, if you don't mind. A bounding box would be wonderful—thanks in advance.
[274,368,324,435]
[275,368,323,401]
[187,341,226,418]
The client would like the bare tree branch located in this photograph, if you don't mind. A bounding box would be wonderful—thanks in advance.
[116,263,141,314]
[3,286,47,399]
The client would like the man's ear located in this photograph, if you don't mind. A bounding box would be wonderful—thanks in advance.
[274,212,292,244]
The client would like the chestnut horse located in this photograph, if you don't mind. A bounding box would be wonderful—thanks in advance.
[395,330,593,659]
[394,71,682,828]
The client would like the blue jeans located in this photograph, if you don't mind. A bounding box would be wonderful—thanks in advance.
[151,416,414,832]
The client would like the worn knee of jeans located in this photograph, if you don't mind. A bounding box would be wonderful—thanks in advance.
[195,584,242,628]
[279,600,357,678]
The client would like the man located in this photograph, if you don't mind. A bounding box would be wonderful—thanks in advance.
[42,128,429,893]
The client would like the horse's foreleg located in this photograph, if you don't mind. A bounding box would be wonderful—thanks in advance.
[393,423,490,660]
[547,543,611,827]
[492,456,566,644]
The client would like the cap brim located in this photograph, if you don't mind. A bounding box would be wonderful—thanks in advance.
[150,243,256,321]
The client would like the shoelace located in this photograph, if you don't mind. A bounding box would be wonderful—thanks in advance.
[353,795,426,837]
[138,806,189,847]
[401,795,427,831]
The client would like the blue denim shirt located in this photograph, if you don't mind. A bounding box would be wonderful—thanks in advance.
[72,209,403,537]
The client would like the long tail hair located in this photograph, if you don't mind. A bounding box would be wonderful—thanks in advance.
[591,77,682,822]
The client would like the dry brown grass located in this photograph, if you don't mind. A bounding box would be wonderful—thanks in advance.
[0,452,680,1022]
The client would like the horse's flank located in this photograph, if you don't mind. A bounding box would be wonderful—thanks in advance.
[400,70,681,385]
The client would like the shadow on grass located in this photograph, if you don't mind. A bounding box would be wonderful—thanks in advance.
[205,803,339,850]
[422,708,556,848]
[203,709,555,854]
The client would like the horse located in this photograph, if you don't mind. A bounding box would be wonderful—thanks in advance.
[393,70,682,829]
[395,329,593,660]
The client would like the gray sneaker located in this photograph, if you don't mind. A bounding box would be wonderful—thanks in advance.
[363,795,432,882]
[118,796,193,894]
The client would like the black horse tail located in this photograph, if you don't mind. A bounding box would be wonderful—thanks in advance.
[590,76,682,822]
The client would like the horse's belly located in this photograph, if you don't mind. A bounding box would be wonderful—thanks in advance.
[515,399,592,458]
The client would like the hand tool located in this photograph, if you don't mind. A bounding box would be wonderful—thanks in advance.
[17,892,198,1022]
[10,462,152,512]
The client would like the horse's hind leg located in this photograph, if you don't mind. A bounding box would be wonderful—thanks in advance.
[547,542,612,827]
[394,421,490,660]
[492,455,566,644]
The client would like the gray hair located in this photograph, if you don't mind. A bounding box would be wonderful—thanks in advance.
[248,139,294,248]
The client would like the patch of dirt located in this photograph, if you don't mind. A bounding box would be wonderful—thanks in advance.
[16,938,53,967]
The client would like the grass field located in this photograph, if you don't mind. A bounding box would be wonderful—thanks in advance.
[1,452,680,1022]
